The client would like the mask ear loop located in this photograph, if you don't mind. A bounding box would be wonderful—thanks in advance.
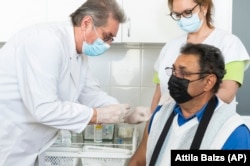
[93,25,101,39]
[83,22,98,45]
[93,24,109,45]
[83,30,90,47]
[85,16,99,41]
[91,18,109,45]
[83,31,87,41]
[89,16,100,38]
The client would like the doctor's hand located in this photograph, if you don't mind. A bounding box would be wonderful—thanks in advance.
[124,106,151,124]
[95,104,130,124]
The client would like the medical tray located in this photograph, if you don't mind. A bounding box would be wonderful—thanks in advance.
[39,124,138,166]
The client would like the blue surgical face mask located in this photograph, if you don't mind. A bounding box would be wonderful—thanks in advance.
[177,13,203,33]
[82,26,110,56]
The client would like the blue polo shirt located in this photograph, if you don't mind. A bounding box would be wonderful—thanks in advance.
[148,99,250,149]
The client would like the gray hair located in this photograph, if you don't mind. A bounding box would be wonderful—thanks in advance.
[70,0,126,27]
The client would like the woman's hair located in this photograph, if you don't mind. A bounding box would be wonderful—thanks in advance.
[168,0,214,28]
[70,0,126,27]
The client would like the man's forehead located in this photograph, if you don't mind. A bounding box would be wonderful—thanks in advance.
[175,54,199,69]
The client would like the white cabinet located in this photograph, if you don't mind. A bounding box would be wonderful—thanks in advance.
[111,0,122,43]
[213,0,232,33]
[46,0,123,43]
[119,0,232,43]
[0,0,232,43]
[121,0,184,43]
[0,0,87,42]
[47,0,86,22]
[47,0,123,43]
[0,0,47,42]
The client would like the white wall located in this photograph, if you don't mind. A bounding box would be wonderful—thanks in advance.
[88,43,163,109]
[88,43,163,141]
[233,0,250,115]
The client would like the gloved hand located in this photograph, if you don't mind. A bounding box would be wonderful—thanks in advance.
[124,106,151,124]
[96,104,130,124]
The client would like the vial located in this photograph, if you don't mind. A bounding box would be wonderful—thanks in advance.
[94,124,103,143]
[61,130,72,146]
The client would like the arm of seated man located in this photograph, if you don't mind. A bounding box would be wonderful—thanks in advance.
[222,124,250,149]
[128,122,149,166]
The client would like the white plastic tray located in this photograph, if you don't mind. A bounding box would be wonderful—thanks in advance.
[40,125,138,166]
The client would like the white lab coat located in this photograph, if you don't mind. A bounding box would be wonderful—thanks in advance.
[0,20,118,166]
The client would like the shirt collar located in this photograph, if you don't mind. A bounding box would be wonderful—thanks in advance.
[173,96,218,126]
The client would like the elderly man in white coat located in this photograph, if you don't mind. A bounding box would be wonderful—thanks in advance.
[0,0,150,165]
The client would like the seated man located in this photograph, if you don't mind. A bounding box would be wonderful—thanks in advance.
[128,43,250,166]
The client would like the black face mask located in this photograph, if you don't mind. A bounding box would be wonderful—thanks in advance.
[168,75,192,104]
[168,75,205,104]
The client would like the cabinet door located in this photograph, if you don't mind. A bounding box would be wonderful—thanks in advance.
[0,0,47,42]
[121,0,232,43]
[213,0,232,33]
[112,0,122,43]
[47,0,87,22]
[121,0,184,43]
[46,0,122,43]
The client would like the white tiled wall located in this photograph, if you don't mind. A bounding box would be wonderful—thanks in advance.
[88,43,164,142]
[88,43,164,108]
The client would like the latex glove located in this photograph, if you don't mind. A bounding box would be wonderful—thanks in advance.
[125,106,151,124]
[96,104,130,124]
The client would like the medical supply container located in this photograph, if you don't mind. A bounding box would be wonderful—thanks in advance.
[39,124,138,166]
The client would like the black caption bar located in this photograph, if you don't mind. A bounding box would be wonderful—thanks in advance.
[171,150,250,166]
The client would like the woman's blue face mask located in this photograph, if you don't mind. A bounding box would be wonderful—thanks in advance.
[177,13,203,33]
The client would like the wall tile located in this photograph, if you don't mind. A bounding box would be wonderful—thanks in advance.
[110,87,140,108]
[88,53,111,86]
[141,47,162,86]
[89,44,162,108]
[141,87,155,107]
[111,48,141,86]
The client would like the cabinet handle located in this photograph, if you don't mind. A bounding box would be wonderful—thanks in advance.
[127,17,131,37]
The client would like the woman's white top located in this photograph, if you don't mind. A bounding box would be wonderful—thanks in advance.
[155,28,250,96]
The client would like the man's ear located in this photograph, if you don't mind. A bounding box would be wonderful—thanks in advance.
[204,74,217,91]
[80,15,93,31]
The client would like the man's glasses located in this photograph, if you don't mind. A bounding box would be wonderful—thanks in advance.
[165,67,209,79]
[169,3,200,21]
[102,32,114,42]
[92,19,115,43]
